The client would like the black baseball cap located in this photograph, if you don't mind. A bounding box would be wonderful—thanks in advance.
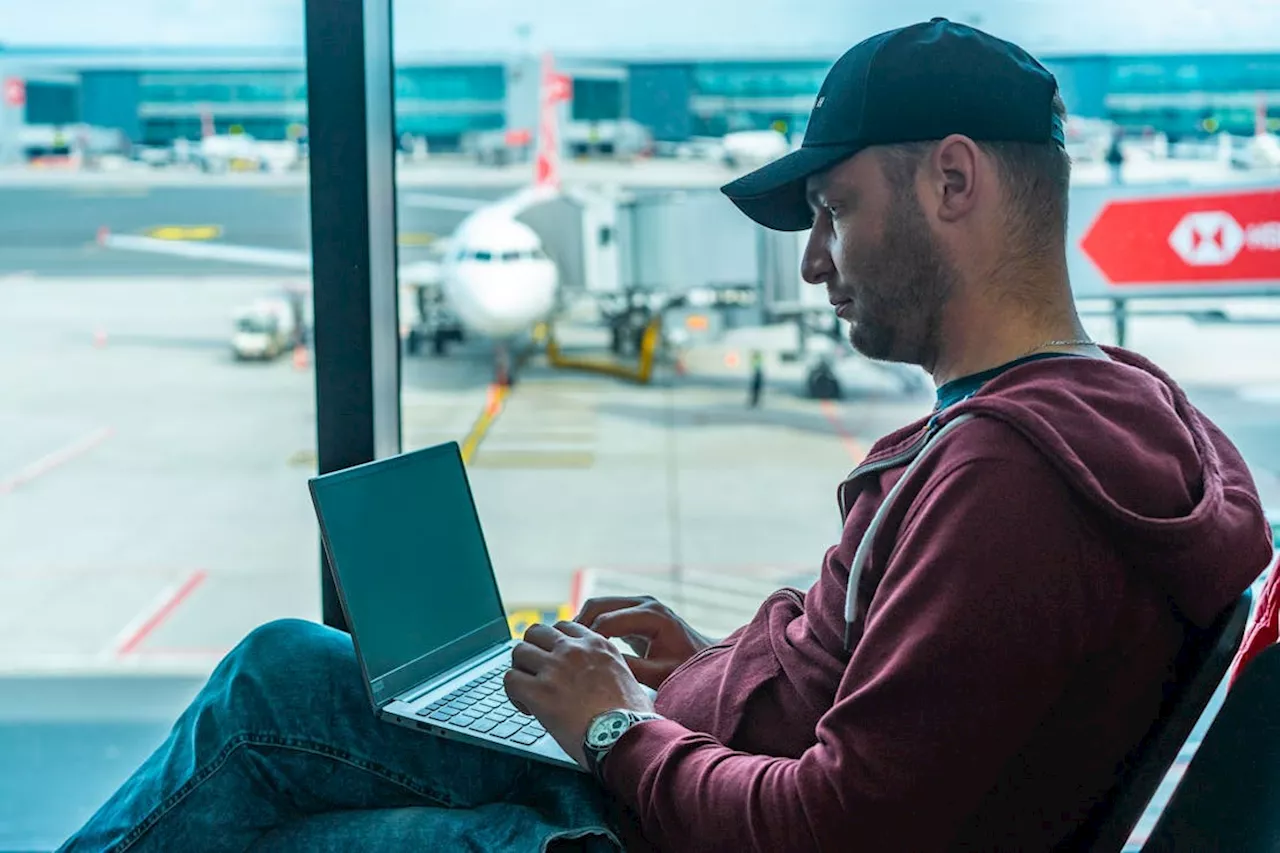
[720,17,1065,232]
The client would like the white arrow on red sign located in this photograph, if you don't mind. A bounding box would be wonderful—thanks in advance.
[1080,187,1280,285]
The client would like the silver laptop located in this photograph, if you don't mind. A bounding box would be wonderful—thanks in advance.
[308,441,582,771]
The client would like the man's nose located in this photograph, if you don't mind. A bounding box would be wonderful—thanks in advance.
[800,229,834,285]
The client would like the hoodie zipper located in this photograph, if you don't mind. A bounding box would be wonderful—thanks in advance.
[838,422,938,519]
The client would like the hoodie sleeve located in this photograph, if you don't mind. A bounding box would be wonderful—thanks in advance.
[601,454,1114,852]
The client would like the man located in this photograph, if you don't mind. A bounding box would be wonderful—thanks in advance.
[1105,128,1126,184]
[747,349,765,407]
[62,18,1272,853]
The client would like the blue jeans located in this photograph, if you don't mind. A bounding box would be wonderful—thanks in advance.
[58,619,624,852]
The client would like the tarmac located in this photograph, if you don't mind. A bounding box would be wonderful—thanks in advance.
[3,268,1278,676]
[0,270,930,674]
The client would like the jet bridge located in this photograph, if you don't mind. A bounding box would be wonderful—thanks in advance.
[515,186,768,378]
[517,186,766,301]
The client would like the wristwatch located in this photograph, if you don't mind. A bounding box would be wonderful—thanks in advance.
[583,709,663,780]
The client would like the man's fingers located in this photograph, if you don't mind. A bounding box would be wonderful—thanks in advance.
[553,620,591,638]
[511,640,553,676]
[621,634,652,657]
[591,608,664,640]
[502,668,538,715]
[522,622,562,651]
[575,596,650,627]
[622,654,670,688]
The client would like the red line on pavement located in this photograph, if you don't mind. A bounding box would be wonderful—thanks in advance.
[485,383,509,417]
[569,568,585,615]
[116,570,208,656]
[819,401,867,464]
[0,426,115,495]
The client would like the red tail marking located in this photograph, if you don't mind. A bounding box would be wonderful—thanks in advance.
[534,52,572,189]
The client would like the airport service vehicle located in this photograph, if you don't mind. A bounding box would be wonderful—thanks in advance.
[231,298,296,361]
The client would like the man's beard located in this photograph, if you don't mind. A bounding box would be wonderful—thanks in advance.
[843,192,956,367]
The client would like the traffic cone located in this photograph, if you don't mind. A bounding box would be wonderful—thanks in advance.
[292,343,309,371]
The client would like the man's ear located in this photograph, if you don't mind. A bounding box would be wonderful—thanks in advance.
[931,134,980,224]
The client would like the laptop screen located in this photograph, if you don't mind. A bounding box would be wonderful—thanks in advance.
[309,443,510,704]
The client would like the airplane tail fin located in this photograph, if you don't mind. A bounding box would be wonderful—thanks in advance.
[535,52,572,188]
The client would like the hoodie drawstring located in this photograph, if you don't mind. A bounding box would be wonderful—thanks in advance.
[844,414,978,652]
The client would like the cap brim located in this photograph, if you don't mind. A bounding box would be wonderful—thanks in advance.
[720,144,861,231]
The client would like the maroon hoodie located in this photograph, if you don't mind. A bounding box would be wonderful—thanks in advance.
[602,347,1272,852]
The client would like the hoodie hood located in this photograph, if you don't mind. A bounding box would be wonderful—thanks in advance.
[925,345,1272,628]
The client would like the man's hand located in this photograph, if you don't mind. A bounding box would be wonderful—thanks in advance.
[576,596,715,690]
[505,621,655,768]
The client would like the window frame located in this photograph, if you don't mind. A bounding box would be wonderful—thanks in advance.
[304,0,403,631]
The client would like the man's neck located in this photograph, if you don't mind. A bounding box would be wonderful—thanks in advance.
[928,274,1094,388]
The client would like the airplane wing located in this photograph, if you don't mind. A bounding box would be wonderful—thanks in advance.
[98,231,312,270]
[454,185,562,229]
[402,192,492,213]
[97,229,444,286]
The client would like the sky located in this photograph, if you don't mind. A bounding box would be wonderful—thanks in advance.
[0,0,1277,56]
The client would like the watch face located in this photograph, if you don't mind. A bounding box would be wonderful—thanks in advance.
[587,710,631,748]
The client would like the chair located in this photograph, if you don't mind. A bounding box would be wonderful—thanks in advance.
[1138,641,1280,851]
[1062,589,1253,852]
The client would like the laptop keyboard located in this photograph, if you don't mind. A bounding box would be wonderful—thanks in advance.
[415,664,547,746]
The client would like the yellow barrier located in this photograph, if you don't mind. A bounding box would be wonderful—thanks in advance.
[545,314,661,384]
[145,225,222,241]
[506,603,576,638]
[398,232,437,246]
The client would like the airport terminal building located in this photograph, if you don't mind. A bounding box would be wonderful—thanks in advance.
[2,41,1278,154]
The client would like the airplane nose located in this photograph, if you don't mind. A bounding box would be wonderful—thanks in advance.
[449,265,557,337]
[476,273,554,313]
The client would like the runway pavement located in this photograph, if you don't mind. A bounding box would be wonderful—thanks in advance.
[0,158,744,278]
[2,271,1277,672]
[0,183,493,277]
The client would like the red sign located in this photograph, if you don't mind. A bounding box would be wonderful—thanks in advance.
[1080,188,1280,285]
[3,78,24,108]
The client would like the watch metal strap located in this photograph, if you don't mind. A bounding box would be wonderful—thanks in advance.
[588,710,661,780]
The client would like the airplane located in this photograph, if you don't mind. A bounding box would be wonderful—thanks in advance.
[97,54,575,385]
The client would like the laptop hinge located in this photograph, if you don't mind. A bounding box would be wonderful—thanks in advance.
[388,640,514,706]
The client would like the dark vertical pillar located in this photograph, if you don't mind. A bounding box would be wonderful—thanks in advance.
[304,0,402,630]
